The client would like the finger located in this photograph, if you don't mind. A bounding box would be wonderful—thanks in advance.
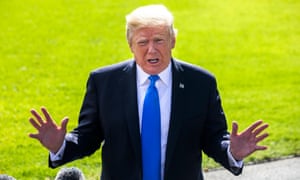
[29,117,41,130]
[30,109,44,125]
[41,107,55,124]
[231,121,238,137]
[28,133,40,140]
[60,117,69,130]
[246,120,263,133]
[253,123,269,136]
[255,145,268,151]
[255,133,269,143]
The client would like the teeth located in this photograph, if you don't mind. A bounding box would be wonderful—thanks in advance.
[148,59,159,63]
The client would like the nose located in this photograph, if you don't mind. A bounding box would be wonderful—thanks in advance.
[147,42,157,54]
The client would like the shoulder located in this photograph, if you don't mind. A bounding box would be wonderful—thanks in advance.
[91,59,135,75]
[172,58,216,81]
[85,59,135,84]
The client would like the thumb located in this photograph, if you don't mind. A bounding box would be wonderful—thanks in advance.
[60,117,69,131]
[231,121,239,137]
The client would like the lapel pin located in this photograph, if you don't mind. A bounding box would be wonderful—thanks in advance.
[179,83,184,89]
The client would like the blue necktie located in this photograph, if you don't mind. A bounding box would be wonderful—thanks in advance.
[142,75,161,180]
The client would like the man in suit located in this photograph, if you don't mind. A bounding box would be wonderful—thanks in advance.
[29,4,269,180]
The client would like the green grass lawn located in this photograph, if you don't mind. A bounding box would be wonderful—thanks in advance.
[1,0,299,179]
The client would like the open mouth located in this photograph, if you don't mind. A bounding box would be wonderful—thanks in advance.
[147,58,159,64]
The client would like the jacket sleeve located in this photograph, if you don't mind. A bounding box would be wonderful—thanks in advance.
[49,72,104,168]
[202,78,243,176]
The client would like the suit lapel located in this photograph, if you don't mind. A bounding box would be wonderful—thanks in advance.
[120,61,142,167]
[164,59,186,174]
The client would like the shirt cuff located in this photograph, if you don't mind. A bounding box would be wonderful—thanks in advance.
[49,140,66,161]
[227,145,244,168]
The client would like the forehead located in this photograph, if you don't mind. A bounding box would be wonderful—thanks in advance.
[133,26,170,38]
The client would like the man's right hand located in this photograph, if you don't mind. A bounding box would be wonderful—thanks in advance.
[29,107,68,154]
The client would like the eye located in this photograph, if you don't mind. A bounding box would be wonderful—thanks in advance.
[137,40,148,46]
[155,38,164,44]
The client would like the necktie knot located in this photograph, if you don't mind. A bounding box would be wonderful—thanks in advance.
[149,75,159,87]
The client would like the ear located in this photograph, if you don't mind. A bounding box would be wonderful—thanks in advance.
[128,41,134,53]
[171,36,176,49]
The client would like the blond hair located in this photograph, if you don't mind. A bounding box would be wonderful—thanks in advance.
[125,4,177,43]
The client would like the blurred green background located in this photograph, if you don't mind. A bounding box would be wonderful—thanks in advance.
[0,0,299,179]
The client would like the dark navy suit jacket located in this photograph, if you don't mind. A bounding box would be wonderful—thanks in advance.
[50,59,242,179]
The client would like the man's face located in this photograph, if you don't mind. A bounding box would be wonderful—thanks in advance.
[129,26,176,75]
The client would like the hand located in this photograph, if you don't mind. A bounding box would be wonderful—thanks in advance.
[29,107,68,154]
[230,120,269,161]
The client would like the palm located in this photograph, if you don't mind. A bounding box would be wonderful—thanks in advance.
[29,107,68,153]
[230,120,269,160]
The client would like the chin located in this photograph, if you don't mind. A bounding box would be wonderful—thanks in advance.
[146,67,163,75]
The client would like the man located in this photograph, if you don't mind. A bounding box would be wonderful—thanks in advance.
[29,4,269,180]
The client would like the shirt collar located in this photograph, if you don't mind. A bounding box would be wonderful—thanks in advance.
[136,62,172,87]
